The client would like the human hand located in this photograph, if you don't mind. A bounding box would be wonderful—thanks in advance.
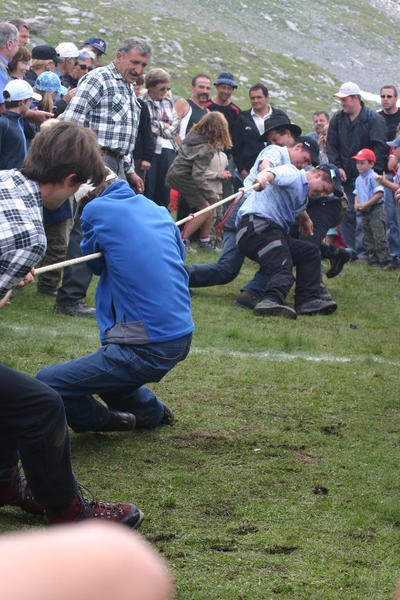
[63,87,77,103]
[27,108,53,125]
[127,172,144,194]
[218,170,232,180]
[339,168,347,182]
[17,268,35,287]
[140,160,151,171]
[0,290,12,310]
[240,169,249,178]
[255,169,274,190]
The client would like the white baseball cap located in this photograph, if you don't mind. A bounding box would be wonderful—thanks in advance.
[3,79,41,102]
[55,42,80,58]
[334,82,361,98]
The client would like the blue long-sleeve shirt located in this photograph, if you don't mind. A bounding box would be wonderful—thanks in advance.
[80,179,194,345]
[237,163,309,232]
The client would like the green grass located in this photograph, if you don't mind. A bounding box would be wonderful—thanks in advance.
[1,256,400,598]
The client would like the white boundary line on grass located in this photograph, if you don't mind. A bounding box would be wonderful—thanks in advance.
[3,323,397,366]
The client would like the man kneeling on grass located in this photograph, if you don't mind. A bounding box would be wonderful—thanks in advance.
[235,163,344,318]
[36,170,194,434]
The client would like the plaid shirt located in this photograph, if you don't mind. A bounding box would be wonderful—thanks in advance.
[60,62,141,174]
[0,170,46,299]
[141,91,179,152]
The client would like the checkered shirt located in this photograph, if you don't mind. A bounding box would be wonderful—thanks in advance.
[141,91,180,152]
[60,62,141,174]
[0,170,46,299]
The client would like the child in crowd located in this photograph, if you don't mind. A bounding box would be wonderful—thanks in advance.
[376,135,400,195]
[352,148,391,268]
[0,79,41,169]
[35,71,67,115]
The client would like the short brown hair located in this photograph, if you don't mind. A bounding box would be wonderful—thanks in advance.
[190,111,232,149]
[145,68,170,89]
[8,45,30,73]
[21,121,106,186]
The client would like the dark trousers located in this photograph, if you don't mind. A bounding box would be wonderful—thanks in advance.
[56,203,92,306]
[38,219,72,294]
[237,216,320,306]
[0,363,77,509]
[145,148,176,208]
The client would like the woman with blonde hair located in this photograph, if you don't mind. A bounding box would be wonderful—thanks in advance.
[166,111,232,249]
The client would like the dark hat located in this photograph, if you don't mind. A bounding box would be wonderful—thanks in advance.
[214,72,237,88]
[295,135,320,166]
[260,114,302,142]
[31,45,62,63]
[317,163,344,197]
[84,37,107,54]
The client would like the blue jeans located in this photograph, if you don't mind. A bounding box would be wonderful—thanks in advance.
[186,203,268,295]
[36,334,192,432]
[340,181,367,258]
[383,181,400,263]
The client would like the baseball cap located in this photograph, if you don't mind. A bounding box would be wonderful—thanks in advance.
[387,135,400,148]
[317,163,344,196]
[3,79,41,102]
[295,136,320,166]
[215,72,237,88]
[260,114,302,142]
[35,72,67,96]
[334,81,361,98]
[83,37,107,54]
[351,148,376,162]
[32,44,62,63]
[55,42,80,59]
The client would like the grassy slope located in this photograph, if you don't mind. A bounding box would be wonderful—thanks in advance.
[1,257,400,599]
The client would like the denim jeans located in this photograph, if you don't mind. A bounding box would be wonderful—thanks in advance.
[383,181,400,263]
[340,181,367,258]
[36,334,192,432]
[0,363,77,509]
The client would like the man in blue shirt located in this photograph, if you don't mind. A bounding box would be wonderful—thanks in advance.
[0,22,18,112]
[37,174,194,433]
[236,164,343,318]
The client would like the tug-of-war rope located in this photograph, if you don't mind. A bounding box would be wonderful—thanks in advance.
[34,184,258,275]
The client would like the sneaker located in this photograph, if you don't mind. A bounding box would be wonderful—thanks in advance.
[197,239,216,250]
[253,298,297,319]
[319,284,332,301]
[160,403,174,425]
[48,488,144,529]
[0,466,45,515]
[326,248,356,278]
[96,411,136,432]
[54,301,96,318]
[296,299,337,316]
[236,289,261,310]
[183,239,197,254]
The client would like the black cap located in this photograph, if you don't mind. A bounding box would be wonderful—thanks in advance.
[317,163,345,197]
[295,136,320,166]
[32,45,62,63]
[260,114,302,142]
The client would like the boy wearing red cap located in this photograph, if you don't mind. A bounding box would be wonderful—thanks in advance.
[352,148,391,267]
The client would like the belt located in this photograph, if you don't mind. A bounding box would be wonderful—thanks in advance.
[101,148,124,161]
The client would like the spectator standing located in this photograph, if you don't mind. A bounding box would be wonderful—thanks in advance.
[326,81,387,257]
[352,148,391,268]
[82,36,107,67]
[8,46,30,80]
[0,22,19,113]
[378,85,400,267]
[55,42,80,88]
[233,83,287,181]
[25,45,61,87]
[142,68,179,208]
[306,111,330,142]
[55,38,151,317]
[0,79,41,170]
[133,75,155,182]
[8,18,29,47]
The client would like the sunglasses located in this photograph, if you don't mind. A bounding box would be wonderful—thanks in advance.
[381,94,394,98]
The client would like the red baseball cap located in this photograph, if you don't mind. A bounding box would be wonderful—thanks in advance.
[351,149,376,162]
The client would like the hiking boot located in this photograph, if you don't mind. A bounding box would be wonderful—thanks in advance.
[326,248,356,278]
[97,411,136,432]
[160,403,174,425]
[37,288,57,297]
[54,301,96,318]
[253,298,297,319]
[47,488,143,529]
[236,289,261,310]
[296,299,337,316]
[0,466,45,515]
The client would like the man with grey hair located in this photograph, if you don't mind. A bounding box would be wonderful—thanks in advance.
[55,38,151,317]
[0,22,18,113]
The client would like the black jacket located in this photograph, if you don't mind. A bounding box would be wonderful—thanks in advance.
[232,106,288,173]
[133,98,155,163]
[327,102,388,181]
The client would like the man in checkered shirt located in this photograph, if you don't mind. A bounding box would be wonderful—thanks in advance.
[60,37,151,193]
